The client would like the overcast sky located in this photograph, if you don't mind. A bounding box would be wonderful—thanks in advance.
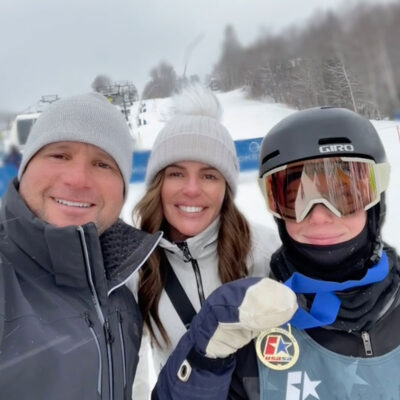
[0,0,396,112]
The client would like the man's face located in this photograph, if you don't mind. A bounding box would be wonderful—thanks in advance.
[19,141,124,234]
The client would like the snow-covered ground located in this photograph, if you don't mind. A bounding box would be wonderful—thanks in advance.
[122,89,400,251]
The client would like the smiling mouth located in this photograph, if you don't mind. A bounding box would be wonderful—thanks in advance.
[307,234,342,240]
[54,198,93,208]
[178,205,204,213]
[305,235,343,244]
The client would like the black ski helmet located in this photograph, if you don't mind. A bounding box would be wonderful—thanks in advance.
[259,107,387,178]
[259,106,389,252]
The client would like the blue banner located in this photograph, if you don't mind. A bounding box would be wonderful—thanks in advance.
[234,137,262,172]
[0,165,18,197]
[131,150,151,182]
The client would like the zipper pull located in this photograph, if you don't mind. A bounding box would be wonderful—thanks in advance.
[178,242,192,262]
[104,319,114,344]
[361,331,373,356]
[116,309,123,323]
[84,313,93,328]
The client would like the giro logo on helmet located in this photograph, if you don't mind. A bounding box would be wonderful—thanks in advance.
[319,144,354,153]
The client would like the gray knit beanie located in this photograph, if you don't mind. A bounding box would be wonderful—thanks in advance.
[18,92,133,195]
[145,84,239,194]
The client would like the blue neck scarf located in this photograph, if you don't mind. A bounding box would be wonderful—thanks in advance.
[284,251,389,329]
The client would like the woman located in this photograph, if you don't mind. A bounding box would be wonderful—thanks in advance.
[152,106,400,400]
[132,85,279,370]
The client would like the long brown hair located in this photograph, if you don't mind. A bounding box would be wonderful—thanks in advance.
[134,171,251,347]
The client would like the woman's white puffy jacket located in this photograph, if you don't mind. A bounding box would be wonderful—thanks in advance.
[128,218,280,398]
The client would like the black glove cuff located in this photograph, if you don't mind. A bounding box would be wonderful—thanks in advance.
[187,347,235,372]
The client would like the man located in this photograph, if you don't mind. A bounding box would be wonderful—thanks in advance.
[0,93,162,400]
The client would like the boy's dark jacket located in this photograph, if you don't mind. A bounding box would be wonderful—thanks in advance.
[229,244,400,399]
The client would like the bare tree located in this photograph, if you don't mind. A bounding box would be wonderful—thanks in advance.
[142,61,177,99]
[91,74,112,93]
[213,25,247,91]
[209,1,400,117]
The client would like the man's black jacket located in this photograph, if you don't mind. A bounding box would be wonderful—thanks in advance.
[0,180,161,400]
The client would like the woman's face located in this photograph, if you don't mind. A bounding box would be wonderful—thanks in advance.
[161,161,226,242]
[285,204,367,245]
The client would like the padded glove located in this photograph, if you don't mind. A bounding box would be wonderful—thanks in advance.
[189,276,298,359]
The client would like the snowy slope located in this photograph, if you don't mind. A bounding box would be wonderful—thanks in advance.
[122,89,400,251]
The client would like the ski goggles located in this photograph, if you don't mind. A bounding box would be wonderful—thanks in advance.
[259,157,390,222]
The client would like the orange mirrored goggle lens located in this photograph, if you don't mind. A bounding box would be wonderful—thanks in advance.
[262,157,384,222]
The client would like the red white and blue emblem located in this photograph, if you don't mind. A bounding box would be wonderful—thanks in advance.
[255,324,299,370]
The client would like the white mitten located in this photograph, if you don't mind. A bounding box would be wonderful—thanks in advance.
[189,277,298,359]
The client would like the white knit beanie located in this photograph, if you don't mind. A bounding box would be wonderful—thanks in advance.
[18,92,133,195]
[145,84,239,194]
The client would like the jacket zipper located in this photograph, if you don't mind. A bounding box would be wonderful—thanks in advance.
[84,313,102,396]
[77,226,114,400]
[116,310,127,389]
[178,242,205,305]
[361,331,373,356]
